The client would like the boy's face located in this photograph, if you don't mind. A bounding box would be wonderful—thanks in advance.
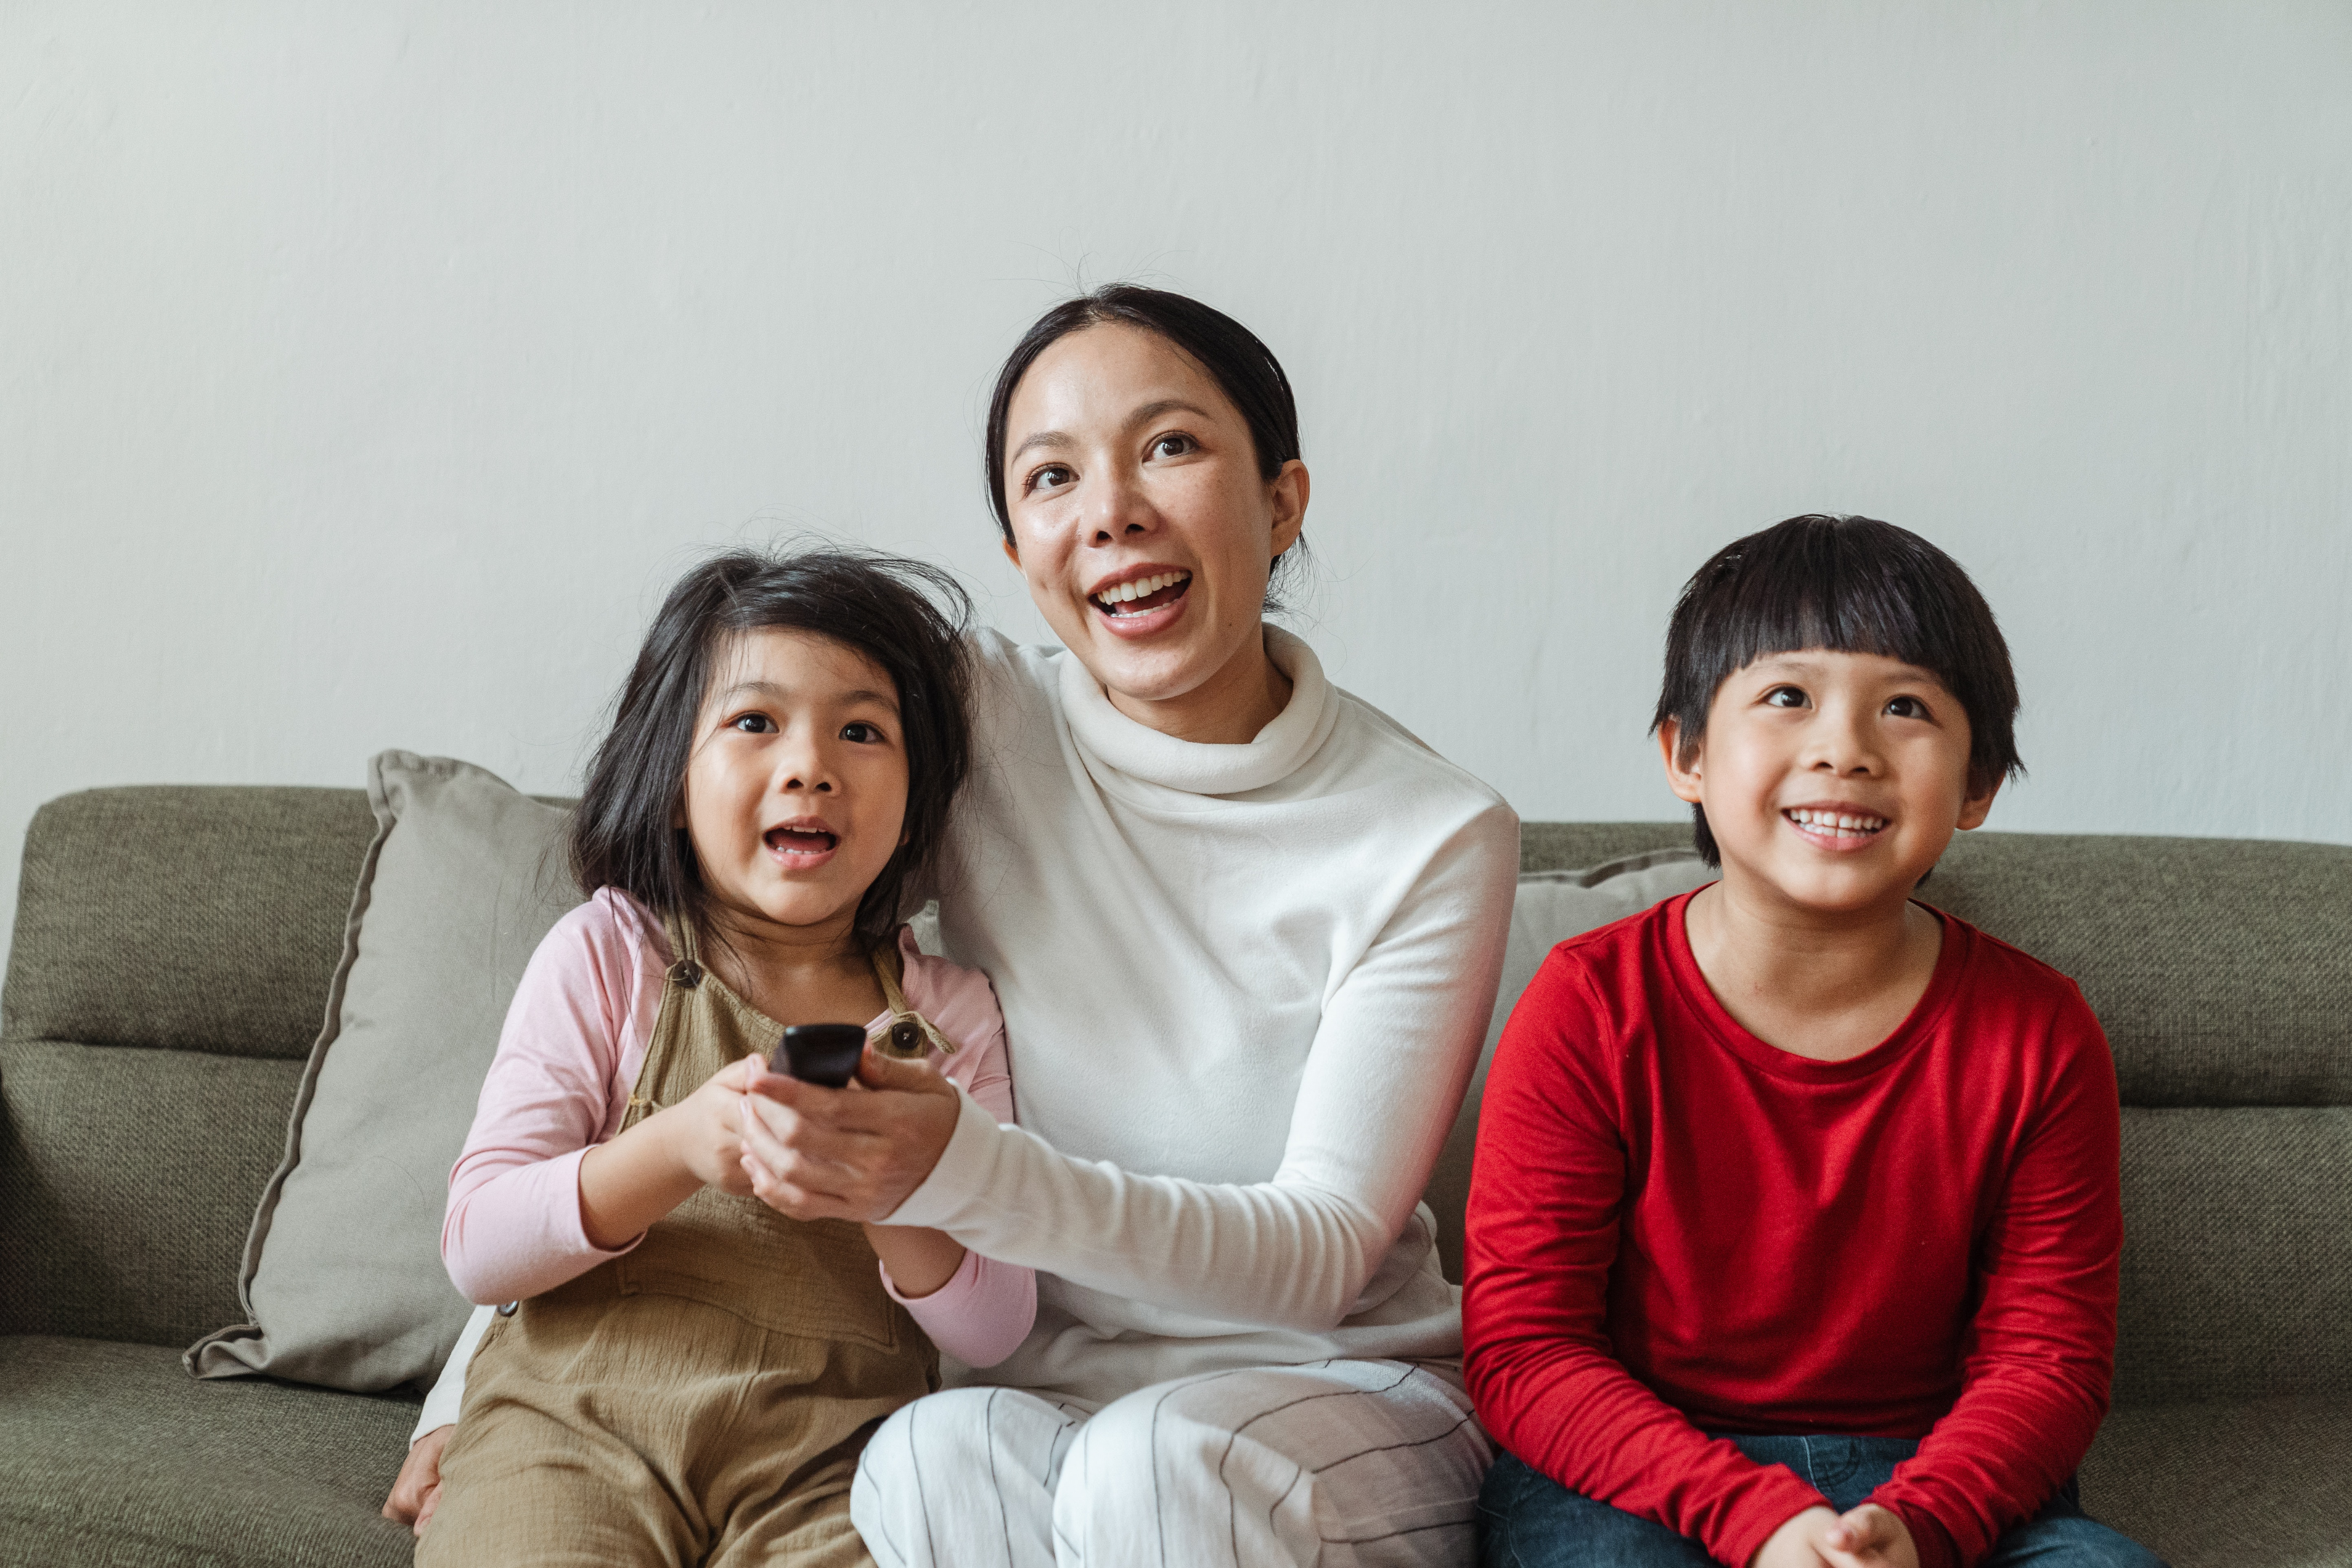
[1660,648,1998,921]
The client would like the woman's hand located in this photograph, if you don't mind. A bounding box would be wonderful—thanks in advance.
[738,1049,960,1222]
[382,1424,450,1538]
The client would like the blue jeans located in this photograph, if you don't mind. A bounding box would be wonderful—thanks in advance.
[1477,1437,2166,1567]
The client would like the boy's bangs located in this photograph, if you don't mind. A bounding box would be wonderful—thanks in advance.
[1710,537,1948,688]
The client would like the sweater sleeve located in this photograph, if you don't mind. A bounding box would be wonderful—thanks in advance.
[877,940,1037,1367]
[440,898,650,1304]
[1461,951,1829,1567]
[884,802,1519,1332]
[1868,987,2123,1567]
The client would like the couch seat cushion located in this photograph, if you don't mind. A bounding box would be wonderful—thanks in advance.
[2082,1395,2352,1567]
[0,1335,418,1568]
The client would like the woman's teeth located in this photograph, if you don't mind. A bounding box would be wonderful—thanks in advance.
[1090,571,1191,613]
[1785,809,1887,838]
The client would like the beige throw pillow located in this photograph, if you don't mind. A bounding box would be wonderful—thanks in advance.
[187,751,581,1392]
[1423,848,1718,1280]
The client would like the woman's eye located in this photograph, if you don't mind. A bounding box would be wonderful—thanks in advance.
[1763,686,1808,709]
[730,714,774,734]
[840,722,884,743]
[1885,695,1930,719]
[1026,464,1074,495]
[1150,433,1196,460]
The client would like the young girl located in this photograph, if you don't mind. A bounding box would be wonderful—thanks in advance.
[415,548,1034,1568]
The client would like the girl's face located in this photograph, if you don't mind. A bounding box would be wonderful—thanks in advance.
[681,628,909,946]
[1000,322,1307,732]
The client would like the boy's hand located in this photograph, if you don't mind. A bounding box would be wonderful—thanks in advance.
[1818,1504,1919,1568]
[1753,1507,1839,1568]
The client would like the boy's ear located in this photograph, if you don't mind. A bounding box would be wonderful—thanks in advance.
[1956,775,2001,833]
[1658,720,1705,806]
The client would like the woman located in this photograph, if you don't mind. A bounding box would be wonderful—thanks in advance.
[392,287,1518,1566]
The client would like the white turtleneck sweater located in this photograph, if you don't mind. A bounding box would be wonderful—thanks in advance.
[897,627,1518,1404]
[417,626,1516,1428]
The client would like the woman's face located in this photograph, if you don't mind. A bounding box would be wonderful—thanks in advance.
[1000,323,1307,731]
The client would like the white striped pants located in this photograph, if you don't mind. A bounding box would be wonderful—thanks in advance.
[849,1359,1492,1568]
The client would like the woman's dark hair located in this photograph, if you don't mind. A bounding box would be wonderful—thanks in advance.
[571,547,973,954]
[984,284,1309,611]
[1650,514,2024,867]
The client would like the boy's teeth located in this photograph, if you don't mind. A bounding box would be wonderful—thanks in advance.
[1787,808,1887,834]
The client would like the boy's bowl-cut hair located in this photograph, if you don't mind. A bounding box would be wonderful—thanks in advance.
[571,546,974,953]
[1650,514,2025,867]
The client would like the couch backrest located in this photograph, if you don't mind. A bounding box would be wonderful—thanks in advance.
[5,790,2348,1409]
[1,787,378,1347]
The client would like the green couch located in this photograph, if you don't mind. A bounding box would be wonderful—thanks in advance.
[2,788,2345,1566]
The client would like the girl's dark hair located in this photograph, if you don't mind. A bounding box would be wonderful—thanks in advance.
[1650,515,2024,867]
[571,547,973,953]
[984,284,1309,612]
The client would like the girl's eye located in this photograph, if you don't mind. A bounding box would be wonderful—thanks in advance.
[1885,695,1930,719]
[1026,463,1074,495]
[730,714,774,734]
[840,722,884,743]
[1150,433,1196,460]
[1763,686,1808,709]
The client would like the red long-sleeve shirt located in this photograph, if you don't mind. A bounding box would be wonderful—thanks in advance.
[1463,892,2122,1568]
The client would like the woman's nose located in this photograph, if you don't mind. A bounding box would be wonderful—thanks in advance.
[1087,466,1157,543]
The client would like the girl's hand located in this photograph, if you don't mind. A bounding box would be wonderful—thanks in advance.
[659,1055,762,1193]
[579,1057,762,1248]
[1820,1504,1919,1568]
[738,1048,960,1222]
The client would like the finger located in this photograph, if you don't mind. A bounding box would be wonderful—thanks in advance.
[1838,1506,1895,1548]
[857,1046,952,1094]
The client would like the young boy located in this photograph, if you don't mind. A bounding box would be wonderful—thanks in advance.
[1464,516,2162,1568]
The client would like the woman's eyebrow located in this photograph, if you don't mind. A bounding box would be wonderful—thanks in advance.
[1128,397,1212,426]
[1008,428,1071,462]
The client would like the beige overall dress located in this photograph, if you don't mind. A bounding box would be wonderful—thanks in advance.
[418,918,939,1568]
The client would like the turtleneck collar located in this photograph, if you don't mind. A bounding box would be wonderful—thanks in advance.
[1056,626,1341,797]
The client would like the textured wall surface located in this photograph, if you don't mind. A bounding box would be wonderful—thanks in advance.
[4,1,2348,971]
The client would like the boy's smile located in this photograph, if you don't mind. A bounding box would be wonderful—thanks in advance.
[1662,648,1998,924]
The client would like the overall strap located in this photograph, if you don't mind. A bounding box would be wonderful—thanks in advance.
[870,940,955,1059]
[624,910,708,1122]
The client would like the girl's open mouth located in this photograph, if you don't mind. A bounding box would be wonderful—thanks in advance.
[764,826,838,856]
[1089,571,1191,619]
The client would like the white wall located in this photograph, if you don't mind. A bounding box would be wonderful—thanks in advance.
[5,1,2348,976]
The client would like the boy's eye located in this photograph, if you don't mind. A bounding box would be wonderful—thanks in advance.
[1026,463,1074,495]
[1885,695,1930,719]
[1763,685,1808,709]
[1150,433,1196,460]
[730,714,775,734]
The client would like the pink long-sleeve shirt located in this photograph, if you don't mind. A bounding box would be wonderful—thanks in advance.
[441,888,1036,1368]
